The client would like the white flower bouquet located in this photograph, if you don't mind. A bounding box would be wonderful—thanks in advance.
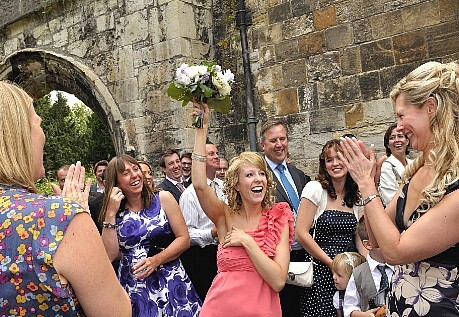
[167,61,234,128]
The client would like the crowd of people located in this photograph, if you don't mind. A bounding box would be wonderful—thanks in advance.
[1,61,458,317]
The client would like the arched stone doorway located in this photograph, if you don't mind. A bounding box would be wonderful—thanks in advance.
[0,48,129,154]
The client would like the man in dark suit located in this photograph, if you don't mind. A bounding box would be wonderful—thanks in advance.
[260,119,311,317]
[156,149,185,203]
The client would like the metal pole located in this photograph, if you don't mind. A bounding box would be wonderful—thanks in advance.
[236,0,258,151]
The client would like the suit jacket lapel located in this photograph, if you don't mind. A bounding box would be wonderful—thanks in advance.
[164,179,182,197]
[268,164,290,203]
[287,164,303,196]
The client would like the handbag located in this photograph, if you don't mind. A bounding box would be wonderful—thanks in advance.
[286,260,314,287]
[286,210,318,288]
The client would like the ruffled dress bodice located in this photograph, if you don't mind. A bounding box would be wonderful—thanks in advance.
[200,202,294,317]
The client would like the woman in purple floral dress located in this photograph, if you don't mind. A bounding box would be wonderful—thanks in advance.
[100,155,201,316]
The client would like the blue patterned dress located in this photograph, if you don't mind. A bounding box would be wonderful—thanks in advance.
[116,193,201,317]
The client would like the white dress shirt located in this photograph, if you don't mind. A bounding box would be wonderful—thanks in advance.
[343,254,394,317]
[378,155,413,206]
[179,177,226,247]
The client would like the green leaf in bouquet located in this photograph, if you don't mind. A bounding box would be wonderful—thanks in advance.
[199,83,217,99]
[180,93,192,107]
[167,82,186,100]
[189,84,199,93]
[207,95,231,114]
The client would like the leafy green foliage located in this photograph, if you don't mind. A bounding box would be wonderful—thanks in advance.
[34,92,115,193]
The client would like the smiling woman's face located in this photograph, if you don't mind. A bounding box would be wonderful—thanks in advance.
[116,161,143,196]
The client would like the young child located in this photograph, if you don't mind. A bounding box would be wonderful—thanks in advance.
[332,252,366,317]
[343,216,395,317]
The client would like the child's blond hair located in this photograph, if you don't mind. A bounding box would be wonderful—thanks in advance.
[331,252,366,277]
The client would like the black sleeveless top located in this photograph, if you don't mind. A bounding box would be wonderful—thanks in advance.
[395,179,459,267]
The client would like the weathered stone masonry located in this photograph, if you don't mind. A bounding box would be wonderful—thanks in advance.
[0,0,458,177]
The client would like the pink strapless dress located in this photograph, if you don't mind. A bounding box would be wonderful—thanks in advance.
[199,202,294,317]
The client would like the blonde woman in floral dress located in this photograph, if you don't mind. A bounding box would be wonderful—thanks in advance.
[340,61,459,316]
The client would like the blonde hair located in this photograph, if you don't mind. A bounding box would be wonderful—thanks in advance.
[224,152,275,213]
[0,81,37,193]
[390,61,459,208]
[331,252,366,277]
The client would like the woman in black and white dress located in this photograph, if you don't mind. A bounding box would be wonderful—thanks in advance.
[296,139,361,317]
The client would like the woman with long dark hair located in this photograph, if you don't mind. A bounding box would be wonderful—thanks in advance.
[99,155,201,316]
[296,139,361,317]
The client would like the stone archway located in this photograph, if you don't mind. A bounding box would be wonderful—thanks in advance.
[0,48,129,154]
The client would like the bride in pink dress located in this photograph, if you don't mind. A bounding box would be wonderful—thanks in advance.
[191,101,294,317]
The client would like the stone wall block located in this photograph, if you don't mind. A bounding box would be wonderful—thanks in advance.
[298,83,318,112]
[153,41,170,62]
[370,10,404,39]
[380,62,421,97]
[283,14,314,40]
[48,17,62,33]
[298,31,326,58]
[118,45,135,79]
[310,106,345,133]
[401,1,440,32]
[274,38,299,62]
[318,76,360,109]
[393,30,427,65]
[325,23,353,50]
[68,39,91,58]
[359,71,381,101]
[149,6,167,45]
[353,19,372,44]
[52,29,68,48]
[125,0,149,14]
[119,10,149,46]
[282,59,308,88]
[344,103,363,129]
[307,51,340,81]
[259,92,276,117]
[258,0,283,11]
[268,2,291,25]
[291,0,313,18]
[251,26,267,48]
[259,45,276,68]
[361,99,395,125]
[251,10,268,27]
[146,88,177,114]
[168,37,192,59]
[426,20,459,59]
[275,88,299,116]
[164,1,197,40]
[313,6,336,31]
[190,40,211,60]
[113,77,139,103]
[254,65,284,94]
[440,0,459,22]
[360,39,394,72]
[341,46,361,76]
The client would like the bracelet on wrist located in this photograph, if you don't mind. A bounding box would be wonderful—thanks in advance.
[102,222,118,229]
[356,194,380,206]
[191,152,207,162]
